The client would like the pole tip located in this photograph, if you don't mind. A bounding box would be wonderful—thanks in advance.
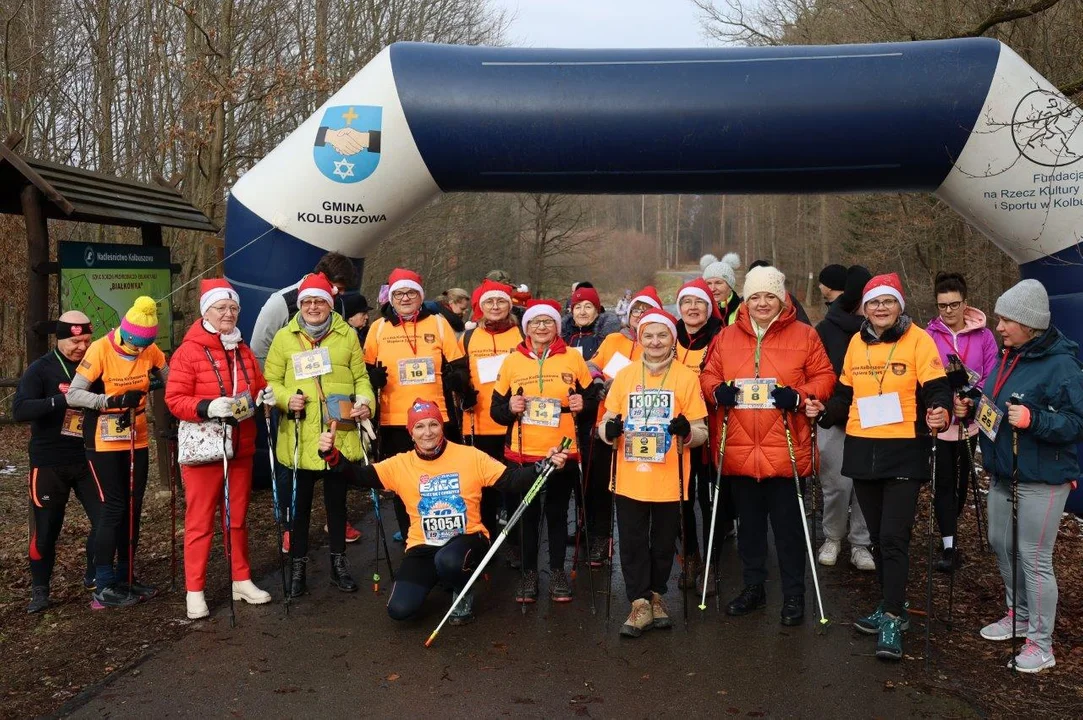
[424,633,436,648]
[698,604,707,611]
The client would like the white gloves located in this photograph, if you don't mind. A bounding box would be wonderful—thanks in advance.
[207,397,235,419]
[257,386,276,407]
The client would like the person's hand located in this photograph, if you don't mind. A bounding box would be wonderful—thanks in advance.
[604,414,624,442]
[367,363,388,390]
[926,407,950,432]
[805,397,825,418]
[257,387,276,407]
[546,446,569,470]
[770,386,801,411]
[953,396,973,419]
[461,387,478,411]
[318,430,335,454]
[148,371,165,392]
[713,382,739,408]
[288,393,306,413]
[568,393,584,414]
[207,396,236,419]
[667,414,691,439]
[1007,403,1032,429]
[350,398,371,420]
[510,393,527,415]
[106,389,146,409]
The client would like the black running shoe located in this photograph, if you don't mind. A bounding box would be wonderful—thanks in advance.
[91,584,140,609]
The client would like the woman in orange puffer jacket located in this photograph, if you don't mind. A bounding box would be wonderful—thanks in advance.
[700,265,835,627]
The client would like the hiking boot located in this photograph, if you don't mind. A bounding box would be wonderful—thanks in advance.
[855,601,910,635]
[117,578,159,601]
[781,595,805,626]
[1009,640,1055,673]
[696,570,718,599]
[186,590,210,619]
[449,590,475,626]
[505,544,522,570]
[818,538,841,566]
[91,584,140,609]
[588,536,608,568]
[289,557,308,598]
[876,614,904,660]
[232,579,272,604]
[936,547,961,573]
[650,592,672,629]
[515,570,539,604]
[620,598,654,638]
[850,546,876,572]
[83,571,96,591]
[27,585,50,614]
[678,554,703,590]
[549,569,573,602]
[980,610,1028,641]
[330,553,359,592]
[726,584,766,616]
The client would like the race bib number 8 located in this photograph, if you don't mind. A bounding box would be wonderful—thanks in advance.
[735,378,777,409]
[523,397,562,427]
[398,357,436,385]
[61,409,84,438]
[976,396,1003,441]
[292,348,332,380]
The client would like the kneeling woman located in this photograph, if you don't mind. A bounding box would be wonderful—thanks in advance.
[319,398,569,625]
[597,309,708,638]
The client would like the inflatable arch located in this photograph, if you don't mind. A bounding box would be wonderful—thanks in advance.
[225,38,1083,508]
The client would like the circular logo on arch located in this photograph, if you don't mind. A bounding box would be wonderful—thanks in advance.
[312,105,382,183]
[1011,90,1083,168]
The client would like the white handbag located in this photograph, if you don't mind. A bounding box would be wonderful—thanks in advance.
[176,347,245,466]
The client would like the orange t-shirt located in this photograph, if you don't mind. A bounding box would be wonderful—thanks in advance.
[590,332,642,379]
[459,325,523,436]
[373,442,507,550]
[76,334,167,451]
[364,313,463,426]
[604,359,708,503]
[493,345,593,462]
[676,342,708,377]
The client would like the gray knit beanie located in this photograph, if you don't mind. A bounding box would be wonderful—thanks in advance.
[703,252,740,290]
[994,279,1050,330]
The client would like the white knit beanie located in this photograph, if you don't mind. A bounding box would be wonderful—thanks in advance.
[742,265,787,301]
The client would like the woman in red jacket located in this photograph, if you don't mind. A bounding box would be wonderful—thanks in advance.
[700,265,835,626]
[166,279,273,620]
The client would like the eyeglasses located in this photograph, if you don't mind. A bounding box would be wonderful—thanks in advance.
[300,298,329,308]
[209,303,239,315]
[527,318,556,328]
[629,305,648,317]
[392,290,420,301]
[866,298,899,310]
[481,298,510,309]
[937,301,964,312]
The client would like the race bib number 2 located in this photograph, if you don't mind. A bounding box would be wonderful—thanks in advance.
[624,430,665,463]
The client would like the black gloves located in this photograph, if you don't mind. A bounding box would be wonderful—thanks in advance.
[367,363,388,390]
[148,370,165,392]
[604,414,624,441]
[50,394,68,410]
[945,367,970,391]
[461,387,479,411]
[713,382,739,408]
[106,389,146,409]
[770,386,801,411]
[667,414,691,439]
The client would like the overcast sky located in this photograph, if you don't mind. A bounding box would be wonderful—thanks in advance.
[492,0,709,49]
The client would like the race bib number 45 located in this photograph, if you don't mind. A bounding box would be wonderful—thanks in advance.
[292,348,332,380]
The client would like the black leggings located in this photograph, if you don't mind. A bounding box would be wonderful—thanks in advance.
[933,437,973,541]
[386,532,490,620]
[581,428,613,539]
[87,448,149,585]
[853,477,922,616]
[615,495,680,602]
[276,467,347,556]
[731,475,806,597]
[517,463,577,571]
[28,463,102,586]
[681,448,735,559]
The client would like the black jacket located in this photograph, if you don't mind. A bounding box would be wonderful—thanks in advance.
[13,350,87,467]
[815,299,862,375]
[790,293,812,326]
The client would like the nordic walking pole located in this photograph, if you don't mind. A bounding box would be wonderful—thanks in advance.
[263,405,289,611]
[700,408,728,612]
[569,389,596,615]
[287,389,304,612]
[515,387,527,615]
[677,435,689,624]
[959,413,987,552]
[426,437,572,647]
[809,395,820,555]
[1009,394,1022,671]
[925,429,938,670]
[782,411,828,631]
[127,408,136,600]
[221,422,236,628]
[356,420,395,591]
[606,441,618,624]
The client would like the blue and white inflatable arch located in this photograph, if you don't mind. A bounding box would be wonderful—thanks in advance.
[226,37,1083,508]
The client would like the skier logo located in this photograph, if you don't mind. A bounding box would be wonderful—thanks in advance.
[313,105,382,184]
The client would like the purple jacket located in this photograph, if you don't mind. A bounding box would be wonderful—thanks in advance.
[926,307,1000,441]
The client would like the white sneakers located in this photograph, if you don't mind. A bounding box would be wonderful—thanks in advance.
[232,579,272,604]
[186,591,209,619]
[850,546,876,571]
[817,539,841,566]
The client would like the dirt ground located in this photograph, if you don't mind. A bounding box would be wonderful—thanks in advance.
[1,422,1081,719]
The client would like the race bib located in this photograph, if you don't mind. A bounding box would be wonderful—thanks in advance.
[292,348,332,380]
[627,390,674,423]
[976,396,1003,441]
[476,353,507,385]
[856,392,905,429]
[398,357,436,385]
[99,415,131,441]
[624,430,665,463]
[965,367,981,388]
[231,391,255,422]
[735,378,777,409]
[602,352,632,379]
[523,396,562,427]
[417,472,467,546]
[60,409,84,438]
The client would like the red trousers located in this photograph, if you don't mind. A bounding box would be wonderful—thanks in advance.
[182,456,252,591]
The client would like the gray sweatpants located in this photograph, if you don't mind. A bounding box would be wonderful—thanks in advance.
[987,478,1070,653]
[817,425,870,547]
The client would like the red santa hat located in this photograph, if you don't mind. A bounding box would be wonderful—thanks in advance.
[199,278,240,316]
[388,268,424,299]
[406,398,443,430]
[297,272,337,306]
[570,285,604,313]
[629,285,663,311]
[477,278,512,307]
[521,299,562,333]
[636,308,679,340]
[861,272,906,311]
[676,278,721,319]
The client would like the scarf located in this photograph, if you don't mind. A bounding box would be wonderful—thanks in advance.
[416,438,448,460]
[203,319,243,350]
[642,354,674,375]
[298,313,332,341]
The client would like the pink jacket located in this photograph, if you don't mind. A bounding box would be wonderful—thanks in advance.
[926,307,999,441]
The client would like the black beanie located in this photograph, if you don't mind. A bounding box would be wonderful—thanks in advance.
[341,293,371,317]
[818,264,848,292]
[839,265,873,313]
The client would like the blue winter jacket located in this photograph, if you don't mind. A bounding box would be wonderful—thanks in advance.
[978,327,1083,485]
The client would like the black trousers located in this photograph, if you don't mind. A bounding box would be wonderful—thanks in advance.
[379,424,458,537]
[683,448,733,559]
[615,495,681,602]
[731,476,806,597]
[933,437,974,541]
[584,431,613,539]
[516,463,576,571]
[87,448,148,581]
[853,477,922,616]
[469,434,507,541]
[386,532,490,620]
[276,467,347,556]
[28,463,102,586]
